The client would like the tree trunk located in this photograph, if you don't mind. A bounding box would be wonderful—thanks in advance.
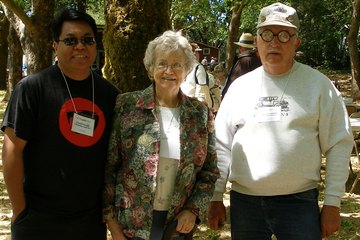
[23,1,55,74]
[0,0,55,75]
[349,0,360,100]
[4,24,22,101]
[0,7,9,90]
[103,0,171,92]
[225,1,248,72]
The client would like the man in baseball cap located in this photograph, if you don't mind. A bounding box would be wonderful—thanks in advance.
[208,2,351,240]
[257,2,300,29]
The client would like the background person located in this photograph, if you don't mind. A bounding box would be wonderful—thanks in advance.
[201,56,208,66]
[181,43,214,109]
[212,64,227,93]
[221,32,262,99]
[208,2,353,239]
[1,8,119,240]
[102,30,219,240]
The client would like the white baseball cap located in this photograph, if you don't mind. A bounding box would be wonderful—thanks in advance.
[257,2,300,30]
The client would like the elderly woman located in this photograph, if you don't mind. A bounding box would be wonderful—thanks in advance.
[102,30,219,240]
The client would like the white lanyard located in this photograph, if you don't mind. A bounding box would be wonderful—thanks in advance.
[259,67,293,103]
[60,70,95,136]
[256,67,293,122]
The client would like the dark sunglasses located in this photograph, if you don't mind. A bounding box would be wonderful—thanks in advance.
[56,36,96,46]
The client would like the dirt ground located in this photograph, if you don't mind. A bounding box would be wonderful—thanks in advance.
[4,159,359,240]
[1,72,360,239]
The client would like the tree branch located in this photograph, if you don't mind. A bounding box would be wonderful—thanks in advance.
[0,0,34,33]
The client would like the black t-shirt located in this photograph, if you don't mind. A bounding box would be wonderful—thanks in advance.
[2,65,119,216]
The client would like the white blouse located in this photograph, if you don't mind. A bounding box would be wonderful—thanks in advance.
[154,106,180,210]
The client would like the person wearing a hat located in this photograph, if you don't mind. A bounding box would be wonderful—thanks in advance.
[208,2,352,239]
[221,32,262,99]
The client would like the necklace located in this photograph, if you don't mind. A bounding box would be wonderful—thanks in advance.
[166,108,180,133]
[157,106,180,139]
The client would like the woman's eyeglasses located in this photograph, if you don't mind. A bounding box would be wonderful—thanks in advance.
[155,62,184,72]
[259,30,296,43]
[56,36,96,46]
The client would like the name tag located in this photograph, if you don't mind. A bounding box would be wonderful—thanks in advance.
[71,113,95,137]
[255,106,281,122]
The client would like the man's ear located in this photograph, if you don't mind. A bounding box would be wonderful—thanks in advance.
[295,37,301,49]
[52,41,57,52]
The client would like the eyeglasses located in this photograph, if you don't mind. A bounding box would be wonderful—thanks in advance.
[56,36,96,46]
[155,62,184,72]
[259,30,297,43]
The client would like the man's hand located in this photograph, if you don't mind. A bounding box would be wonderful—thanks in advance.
[321,205,340,238]
[207,201,226,230]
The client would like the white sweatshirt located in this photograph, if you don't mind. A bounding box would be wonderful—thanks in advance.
[213,61,353,207]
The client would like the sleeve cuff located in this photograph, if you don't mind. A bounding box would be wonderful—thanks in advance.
[323,195,341,208]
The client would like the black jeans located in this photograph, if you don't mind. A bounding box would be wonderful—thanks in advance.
[11,207,106,240]
[149,210,186,240]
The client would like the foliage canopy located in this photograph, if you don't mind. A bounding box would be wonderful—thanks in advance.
[171,0,355,69]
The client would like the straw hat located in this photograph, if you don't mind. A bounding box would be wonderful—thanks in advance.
[190,42,202,52]
[234,33,256,48]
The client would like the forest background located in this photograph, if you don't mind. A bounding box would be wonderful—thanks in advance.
[0,0,359,239]
[0,0,359,98]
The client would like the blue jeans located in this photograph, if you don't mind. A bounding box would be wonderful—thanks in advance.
[230,189,322,240]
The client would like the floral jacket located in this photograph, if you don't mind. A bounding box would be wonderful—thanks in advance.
[102,84,219,239]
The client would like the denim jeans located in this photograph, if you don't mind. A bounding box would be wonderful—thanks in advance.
[230,189,322,240]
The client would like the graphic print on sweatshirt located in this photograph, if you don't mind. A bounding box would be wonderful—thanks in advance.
[256,96,290,112]
[255,95,290,122]
[59,97,105,147]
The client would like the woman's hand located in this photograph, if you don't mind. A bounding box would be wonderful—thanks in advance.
[176,210,197,233]
[106,219,128,240]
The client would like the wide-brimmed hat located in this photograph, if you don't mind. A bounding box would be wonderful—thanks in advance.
[257,2,300,29]
[234,33,256,48]
[190,42,202,52]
